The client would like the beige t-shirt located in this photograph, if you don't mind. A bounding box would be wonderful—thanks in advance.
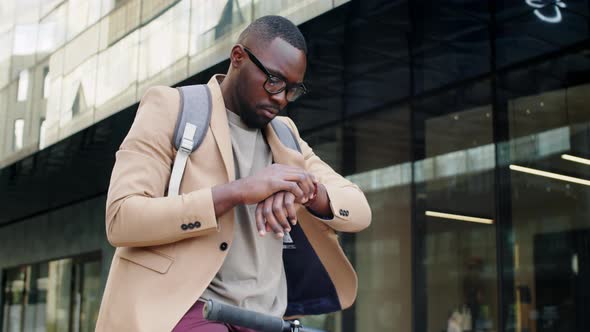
[200,110,287,316]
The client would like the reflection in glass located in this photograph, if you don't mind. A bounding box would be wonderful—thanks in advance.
[138,0,190,82]
[1,256,102,332]
[13,24,38,56]
[107,0,140,46]
[411,0,491,95]
[0,30,14,89]
[414,87,498,332]
[141,0,179,24]
[46,259,72,332]
[355,185,412,331]
[42,67,50,99]
[353,107,412,331]
[17,70,29,102]
[189,0,252,56]
[504,76,590,332]
[66,0,102,41]
[38,3,67,56]
[13,119,24,151]
[39,118,47,149]
[76,260,101,332]
[72,90,81,117]
[61,57,97,123]
[495,0,590,68]
[2,267,27,332]
[96,31,139,107]
[23,263,49,331]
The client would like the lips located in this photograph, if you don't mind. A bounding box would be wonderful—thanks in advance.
[261,107,279,119]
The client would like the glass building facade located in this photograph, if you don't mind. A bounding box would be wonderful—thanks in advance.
[1,1,589,331]
[2,254,101,332]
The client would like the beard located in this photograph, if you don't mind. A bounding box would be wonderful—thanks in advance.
[240,105,271,129]
[237,97,279,130]
[234,78,281,129]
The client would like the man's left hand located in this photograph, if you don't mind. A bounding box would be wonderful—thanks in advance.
[255,191,299,238]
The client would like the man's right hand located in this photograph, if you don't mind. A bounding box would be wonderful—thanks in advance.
[212,164,316,218]
[235,164,317,205]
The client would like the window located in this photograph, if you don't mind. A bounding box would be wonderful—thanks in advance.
[2,267,27,332]
[13,119,24,151]
[39,118,46,149]
[72,91,80,116]
[72,260,101,332]
[42,67,50,99]
[1,254,101,332]
[17,70,29,102]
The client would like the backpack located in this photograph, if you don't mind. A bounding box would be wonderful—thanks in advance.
[168,84,342,316]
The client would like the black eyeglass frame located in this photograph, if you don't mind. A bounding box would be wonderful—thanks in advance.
[242,46,308,102]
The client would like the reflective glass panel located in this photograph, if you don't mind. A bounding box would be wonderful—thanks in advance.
[2,267,27,332]
[414,80,499,332]
[500,51,590,332]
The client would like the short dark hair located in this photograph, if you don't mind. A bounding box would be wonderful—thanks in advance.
[238,15,307,54]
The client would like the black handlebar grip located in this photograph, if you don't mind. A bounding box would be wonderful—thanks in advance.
[203,300,291,332]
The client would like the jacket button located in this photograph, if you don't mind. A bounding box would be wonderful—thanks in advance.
[195,221,201,228]
[219,242,228,251]
[181,224,188,231]
[188,222,195,229]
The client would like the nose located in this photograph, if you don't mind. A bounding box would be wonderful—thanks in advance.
[269,89,288,110]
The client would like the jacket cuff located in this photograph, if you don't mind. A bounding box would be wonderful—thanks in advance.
[304,183,371,233]
[178,188,218,234]
[304,183,350,223]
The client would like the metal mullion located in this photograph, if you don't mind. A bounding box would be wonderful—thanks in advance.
[408,1,426,331]
[490,1,512,331]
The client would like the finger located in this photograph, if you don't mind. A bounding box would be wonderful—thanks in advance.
[270,167,316,201]
[311,174,319,183]
[274,180,305,203]
[255,203,266,236]
[302,172,316,199]
[284,192,297,226]
[295,173,313,203]
[263,197,284,237]
[272,192,291,232]
[298,172,317,202]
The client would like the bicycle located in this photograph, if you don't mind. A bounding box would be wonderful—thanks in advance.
[203,299,329,332]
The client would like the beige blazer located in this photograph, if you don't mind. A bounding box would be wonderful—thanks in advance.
[95,75,371,331]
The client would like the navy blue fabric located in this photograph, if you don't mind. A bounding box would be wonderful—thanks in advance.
[283,223,341,316]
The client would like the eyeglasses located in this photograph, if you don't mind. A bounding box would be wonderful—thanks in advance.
[243,46,307,102]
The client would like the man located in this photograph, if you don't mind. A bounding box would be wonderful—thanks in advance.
[96,16,371,331]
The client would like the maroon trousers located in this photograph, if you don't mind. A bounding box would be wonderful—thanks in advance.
[172,301,258,332]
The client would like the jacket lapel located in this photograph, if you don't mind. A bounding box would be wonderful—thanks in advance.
[207,75,235,182]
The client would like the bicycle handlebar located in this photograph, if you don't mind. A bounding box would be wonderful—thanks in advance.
[202,299,327,332]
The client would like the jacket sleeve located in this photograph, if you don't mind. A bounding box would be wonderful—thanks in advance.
[105,86,218,248]
[284,117,371,233]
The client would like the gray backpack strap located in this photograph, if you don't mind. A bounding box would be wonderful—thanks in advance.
[168,85,212,196]
[270,118,301,153]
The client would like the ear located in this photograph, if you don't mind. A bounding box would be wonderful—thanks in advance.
[230,45,246,69]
